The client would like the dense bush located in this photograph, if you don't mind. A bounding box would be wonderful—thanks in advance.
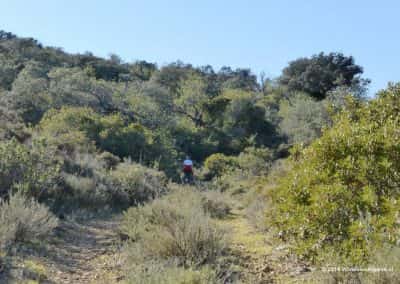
[0,192,58,251]
[62,173,105,209]
[98,116,150,160]
[106,160,167,206]
[58,155,167,209]
[204,147,272,181]
[203,147,273,198]
[0,97,28,141]
[269,84,400,264]
[0,139,61,199]
[38,107,152,159]
[218,89,280,152]
[50,152,110,210]
[203,153,238,179]
[37,107,100,153]
[121,187,226,266]
[8,61,50,124]
[279,93,330,145]
[235,146,272,175]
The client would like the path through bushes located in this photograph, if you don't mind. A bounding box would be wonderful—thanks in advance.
[218,206,311,283]
[1,214,123,283]
[44,215,123,283]
[4,193,312,283]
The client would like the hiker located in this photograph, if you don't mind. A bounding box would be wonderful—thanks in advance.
[182,156,194,184]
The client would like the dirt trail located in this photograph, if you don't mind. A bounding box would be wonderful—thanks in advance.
[218,206,311,283]
[44,216,123,284]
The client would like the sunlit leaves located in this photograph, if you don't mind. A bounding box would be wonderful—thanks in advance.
[269,83,400,264]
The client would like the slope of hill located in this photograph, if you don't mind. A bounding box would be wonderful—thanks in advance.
[2,31,398,283]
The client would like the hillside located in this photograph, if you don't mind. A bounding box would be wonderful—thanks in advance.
[1,31,399,283]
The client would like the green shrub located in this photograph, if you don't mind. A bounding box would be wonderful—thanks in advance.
[121,187,226,266]
[203,147,272,191]
[0,139,61,199]
[279,93,330,145]
[98,115,150,160]
[236,146,272,175]
[0,100,28,141]
[219,89,279,152]
[204,153,238,179]
[0,192,58,251]
[53,152,167,210]
[37,107,100,154]
[269,84,400,264]
[107,160,167,206]
[38,107,153,159]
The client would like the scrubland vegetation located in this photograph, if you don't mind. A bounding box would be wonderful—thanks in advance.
[0,30,399,283]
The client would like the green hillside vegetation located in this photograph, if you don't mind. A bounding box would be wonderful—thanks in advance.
[1,30,399,283]
[269,84,400,263]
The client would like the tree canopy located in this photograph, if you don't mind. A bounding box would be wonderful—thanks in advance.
[280,52,366,99]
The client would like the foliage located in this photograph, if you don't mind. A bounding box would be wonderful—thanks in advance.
[0,55,19,91]
[204,153,238,179]
[175,72,209,127]
[23,260,48,282]
[9,61,50,124]
[204,147,272,181]
[38,107,152,159]
[98,115,150,160]
[47,67,117,111]
[268,84,400,264]
[0,96,28,141]
[0,31,370,182]
[2,29,396,283]
[279,93,330,145]
[106,160,168,206]
[280,52,367,99]
[121,187,226,266]
[218,66,258,91]
[0,192,58,251]
[218,89,279,152]
[37,107,100,153]
[0,139,61,199]
[236,146,272,175]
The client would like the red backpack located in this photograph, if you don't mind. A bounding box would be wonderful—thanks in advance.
[183,164,193,173]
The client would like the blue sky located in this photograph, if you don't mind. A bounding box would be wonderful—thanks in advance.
[2,0,399,95]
